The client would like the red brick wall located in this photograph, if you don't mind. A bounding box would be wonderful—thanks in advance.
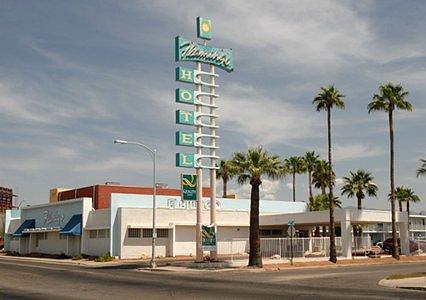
[58,185,211,209]
[0,187,13,213]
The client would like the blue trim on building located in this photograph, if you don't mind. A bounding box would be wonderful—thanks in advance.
[13,219,35,237]
[59,214,82,236]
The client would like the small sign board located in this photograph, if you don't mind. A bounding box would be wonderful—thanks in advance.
[181,174,197,201]
[287,220,296,226]
[201,224,217,251]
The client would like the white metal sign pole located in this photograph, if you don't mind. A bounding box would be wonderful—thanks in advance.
[209,64,217,260]
[195,61,203,262]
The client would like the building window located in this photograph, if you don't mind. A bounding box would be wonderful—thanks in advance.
[142,228,169,238]
[89,230,98,239]
[98,229,107,239]
[128,228,141,238]
[88,229,110,239]
[142,228,152,238]
[260,229,282,236]
[157,229,169,238]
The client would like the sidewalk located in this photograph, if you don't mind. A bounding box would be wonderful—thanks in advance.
[379,277,426,291]
[1,252,426,272]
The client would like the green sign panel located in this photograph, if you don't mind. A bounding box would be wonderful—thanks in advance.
[176,88,195,105]
[197,16,212,40]
[176,153,197,168]
[175,36,234,73]
[288,220,296,226]
[181,174,197,201]
[176,109,196,125]
[202,225,217,251]
[176,67,195,84]
[176,131,196,147]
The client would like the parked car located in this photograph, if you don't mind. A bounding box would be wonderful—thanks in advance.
[380,238,426,254]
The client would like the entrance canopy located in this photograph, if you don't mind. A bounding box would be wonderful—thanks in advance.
[13,219,35,237]
[59,214,82,236]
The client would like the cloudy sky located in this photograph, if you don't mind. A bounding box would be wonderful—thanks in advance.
[0,1,425,212]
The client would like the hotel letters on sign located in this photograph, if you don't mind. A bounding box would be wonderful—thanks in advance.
[175,37,234,73]
[181,174,197,201]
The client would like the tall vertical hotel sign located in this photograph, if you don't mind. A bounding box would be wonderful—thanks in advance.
[175,17,233,261]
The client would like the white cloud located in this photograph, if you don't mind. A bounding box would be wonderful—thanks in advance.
[230,179,281,200]
[335,178,344,186]
[332,144,385,161]
[220,84,322,145]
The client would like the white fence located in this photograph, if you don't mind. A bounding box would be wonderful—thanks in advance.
[228,236,372,261]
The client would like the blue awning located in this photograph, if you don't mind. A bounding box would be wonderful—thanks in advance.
[59,214,82,236]
[13,219,35,237]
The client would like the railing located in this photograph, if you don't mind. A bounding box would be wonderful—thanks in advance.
[228,236,372,261]
[411,224,426,231]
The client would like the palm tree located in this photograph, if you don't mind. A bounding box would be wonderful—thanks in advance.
[341,170,378,210]
[232,147,283,267]
[216,159,238,198]
[303,151,320,201]
[417,159,426,177]
[341,170,378,236]
[308,194,341,210]
[284,156,305,202]
[313,85,344,263]
[312,160,335,196]
[394,186,420,219]
[368,83,412,259]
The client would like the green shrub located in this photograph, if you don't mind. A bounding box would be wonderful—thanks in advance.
[72,254,83,260]
[94,254,115,262]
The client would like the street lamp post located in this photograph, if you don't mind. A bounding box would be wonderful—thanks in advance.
[114,139,157,268]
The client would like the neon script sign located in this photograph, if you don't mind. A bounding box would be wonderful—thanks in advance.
[175,37,234,72]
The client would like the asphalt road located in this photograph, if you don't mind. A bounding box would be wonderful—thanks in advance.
[0,258,425,299]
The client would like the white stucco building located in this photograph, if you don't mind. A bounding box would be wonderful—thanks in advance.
[4,194,306,258]
[3,193,412,259]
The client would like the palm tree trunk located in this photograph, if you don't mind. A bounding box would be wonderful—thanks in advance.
[398,200,402,212]
[352,196,362,236]
[321,186,326,196]
[327,107,337,263]
[248,181,262,267]
[407,200,410,230]
[292,172,296,202]
[223,178,228,198]
[389,109,399,259]
[354,196,360,237]
[406,200,410,216]
[308,171,313,200]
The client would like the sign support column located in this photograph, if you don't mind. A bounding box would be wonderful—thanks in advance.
[175,17,233,263]
[195,61,203,262]
[209,64,217,260]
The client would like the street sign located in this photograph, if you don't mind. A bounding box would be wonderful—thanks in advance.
[197,16,212,40]
[176,109,196,126]
[175,36,233,72]
[201,224,217,251]
[176,88,196,105]
[287,220,296,226]
[176,153,198,168]
[176,131,196,147]
[181,174,197,201]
